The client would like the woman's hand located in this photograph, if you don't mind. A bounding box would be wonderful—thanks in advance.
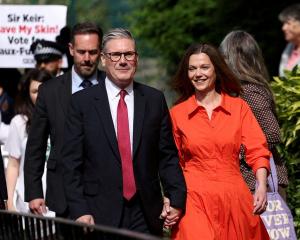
[253,167,268,215]
[160,196,182,229]
[6,199,16,211]
[253,184,267,215]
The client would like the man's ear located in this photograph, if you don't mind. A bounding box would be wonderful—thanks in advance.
[68,43,74,57]
[100,54,106,67]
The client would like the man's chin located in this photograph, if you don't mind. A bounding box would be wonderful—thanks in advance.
[79,69,95,78]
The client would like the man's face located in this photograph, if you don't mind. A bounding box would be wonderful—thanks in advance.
[69,33,101,78]
[37,59,62,76]
[282,18,300,43]
[101,38,138,89]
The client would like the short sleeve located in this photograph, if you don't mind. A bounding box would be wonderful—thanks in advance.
[4,116,25,159]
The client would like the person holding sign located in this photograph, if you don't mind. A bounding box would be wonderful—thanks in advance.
[24,22,106,218]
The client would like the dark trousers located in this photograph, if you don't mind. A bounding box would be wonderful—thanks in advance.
[119,194,150,234]
[55,209,71,239]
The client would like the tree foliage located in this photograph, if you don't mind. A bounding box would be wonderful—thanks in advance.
[127,0,218,73]
[127,0,298,75]
[271,67,300,236]
[44,0,109,29]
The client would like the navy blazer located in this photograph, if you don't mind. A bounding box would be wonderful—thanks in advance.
[62,80,187,235]
[24,70,106,214]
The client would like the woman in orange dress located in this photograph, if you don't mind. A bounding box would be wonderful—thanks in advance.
[170,43,270,240]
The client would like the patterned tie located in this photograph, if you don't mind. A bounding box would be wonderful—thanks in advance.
[117,89,136,200]
[80,79,92,89]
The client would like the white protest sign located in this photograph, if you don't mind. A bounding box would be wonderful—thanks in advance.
[0,5,67,68]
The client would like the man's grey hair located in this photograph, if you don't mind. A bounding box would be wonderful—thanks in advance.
[279,4,300,22]
[102,28,136,51]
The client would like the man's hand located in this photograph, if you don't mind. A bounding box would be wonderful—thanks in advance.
[29,198,46,215]
[76,215,95,225]
[160,197,182,229]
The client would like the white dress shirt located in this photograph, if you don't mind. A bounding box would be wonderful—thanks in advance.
[105,77,134,154]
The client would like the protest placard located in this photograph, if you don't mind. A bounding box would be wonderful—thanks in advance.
[0,5,67,68]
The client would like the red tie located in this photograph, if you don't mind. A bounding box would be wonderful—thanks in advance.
[117,90,136,200]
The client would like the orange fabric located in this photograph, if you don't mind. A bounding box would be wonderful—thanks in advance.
[170,93,270,240]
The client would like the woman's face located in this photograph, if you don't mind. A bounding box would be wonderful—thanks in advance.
[29,80,42,105]
[188,53,216,94]
[282,18,300,43]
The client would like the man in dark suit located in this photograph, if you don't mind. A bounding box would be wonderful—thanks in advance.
[62,28,186,235]
[24,22,105,217]
[0,148,7,210]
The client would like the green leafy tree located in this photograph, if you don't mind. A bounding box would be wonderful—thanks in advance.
[75,0,109,29]
[127,0,298,76]
[43,0,109,29]
[271,67,300,236]
[127,0,218,73]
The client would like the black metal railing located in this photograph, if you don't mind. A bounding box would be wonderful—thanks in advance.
[0,210,162,240]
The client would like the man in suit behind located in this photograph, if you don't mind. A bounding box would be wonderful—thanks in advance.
[24,22,105,217]
[62,28,187,236]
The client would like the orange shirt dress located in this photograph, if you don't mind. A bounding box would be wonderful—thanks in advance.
[170,93,270,240]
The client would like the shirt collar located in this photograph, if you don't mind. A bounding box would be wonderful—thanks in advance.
[72,66,98,87]
[187,92,231,117]
[219,92,231,114]
[105,77,133,101]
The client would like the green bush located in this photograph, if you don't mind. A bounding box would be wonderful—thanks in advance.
[271,66,300,237]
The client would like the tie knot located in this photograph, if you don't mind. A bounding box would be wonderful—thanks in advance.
[119,89,127,100]
[80,79,92,89]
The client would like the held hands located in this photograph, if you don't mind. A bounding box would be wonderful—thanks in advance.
[76,215,95,234]
[160,197,182,229]
[76,215,95,225]
[29,198,47,215]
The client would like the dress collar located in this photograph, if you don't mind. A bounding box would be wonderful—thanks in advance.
[187,92,231,117]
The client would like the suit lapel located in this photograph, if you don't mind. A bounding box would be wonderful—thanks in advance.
[97,70,106,83]
[93,80,121,163]
[58,72,72,115]
[132,83,145,160]
[59,69,104,115]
